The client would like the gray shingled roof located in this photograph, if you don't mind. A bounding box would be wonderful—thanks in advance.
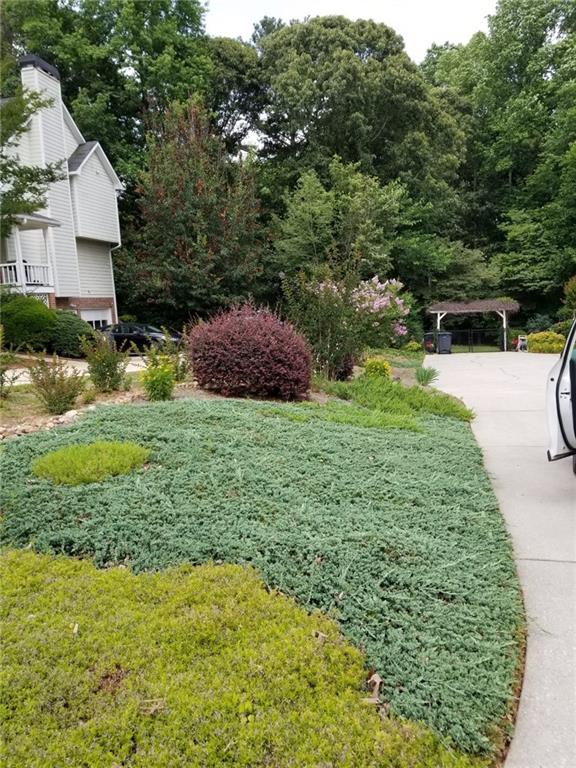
[67,141,98,173]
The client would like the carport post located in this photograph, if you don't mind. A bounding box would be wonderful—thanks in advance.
[436,311,447,330]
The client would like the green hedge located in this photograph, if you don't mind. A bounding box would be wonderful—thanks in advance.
[1,295,56,350]
[51,311,95,357]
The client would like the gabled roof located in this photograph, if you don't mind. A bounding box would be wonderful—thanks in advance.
[68,141,123,191]
[428,299,520,314]
[68,141,98,172]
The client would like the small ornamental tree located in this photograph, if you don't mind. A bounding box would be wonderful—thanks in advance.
[189,305,311,399]
[115,101,264,325]
[284,270,412,378]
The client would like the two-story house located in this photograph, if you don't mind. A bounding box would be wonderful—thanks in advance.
[0,55,122,328]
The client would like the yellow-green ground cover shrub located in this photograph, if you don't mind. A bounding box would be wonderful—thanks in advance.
[0,400,522,755]
[0,550,485,768]
[364,357,392,379]
[527,330,566,353]
[32,441,149,485]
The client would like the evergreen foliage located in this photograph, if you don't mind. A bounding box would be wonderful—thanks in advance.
[0,399,522,754]
[1,550,485,768]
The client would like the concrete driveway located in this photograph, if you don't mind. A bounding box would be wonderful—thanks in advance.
[11,355,147,384]
[427,352,575,768]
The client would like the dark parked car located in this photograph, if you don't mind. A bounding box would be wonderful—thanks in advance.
[104,323,182,352]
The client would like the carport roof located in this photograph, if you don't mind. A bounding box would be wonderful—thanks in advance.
[427,299,519,314]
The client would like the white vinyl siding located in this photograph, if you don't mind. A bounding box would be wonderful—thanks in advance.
[16,230,45,265]
[20,64,80,296]
[63,119,79,157]
[71,152,120,244]
[77,239,114,297]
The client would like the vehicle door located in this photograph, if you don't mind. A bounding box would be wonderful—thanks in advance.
[547,321,576,462]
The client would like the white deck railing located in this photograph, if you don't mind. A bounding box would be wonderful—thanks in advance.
[0,262,53,288]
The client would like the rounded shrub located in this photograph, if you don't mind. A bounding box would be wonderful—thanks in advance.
[527,330,566,354]
[32,441,150,485]
[51,311,95,357]
[189,305,311,399]
[1,295,56,350]
[402,340,422,353]
[364,357,392,379]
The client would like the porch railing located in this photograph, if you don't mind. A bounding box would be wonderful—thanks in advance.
[0,262,53,288]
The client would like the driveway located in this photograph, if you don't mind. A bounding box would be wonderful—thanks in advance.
[427,352,575,768]
[11,355,147,384]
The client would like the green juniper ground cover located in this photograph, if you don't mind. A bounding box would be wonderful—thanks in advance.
[1,398,523,758]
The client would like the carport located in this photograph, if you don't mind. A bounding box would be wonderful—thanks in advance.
[428,299,520,351]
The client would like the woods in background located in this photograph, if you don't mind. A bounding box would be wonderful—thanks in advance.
[1,0,574,326]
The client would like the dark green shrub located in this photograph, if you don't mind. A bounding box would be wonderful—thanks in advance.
[1,295,56,350]
[51,311,95,357]
[526,313,553,333]
[28,357,85,414]
[549,319,573,337]
[32,441,149,485]
[81,334,128,392]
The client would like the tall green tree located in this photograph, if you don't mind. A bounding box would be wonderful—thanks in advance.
[275,159,409,279]
[115,102,264,324]
[253,16,465,228]
[1,0,211,181]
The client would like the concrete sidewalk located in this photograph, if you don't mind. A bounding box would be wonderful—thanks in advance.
[427,352,575,768]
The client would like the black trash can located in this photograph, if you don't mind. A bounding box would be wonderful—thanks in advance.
[424,332,436,354]
[437,331,452,354]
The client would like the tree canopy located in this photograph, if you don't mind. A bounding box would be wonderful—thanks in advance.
[2,0,574,324]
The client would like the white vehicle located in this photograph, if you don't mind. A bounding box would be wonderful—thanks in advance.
[547,320,576,473]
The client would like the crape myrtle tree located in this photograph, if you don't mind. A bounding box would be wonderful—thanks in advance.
[115,101,264,325]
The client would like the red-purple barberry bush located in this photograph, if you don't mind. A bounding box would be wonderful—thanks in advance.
[189,305,312,400]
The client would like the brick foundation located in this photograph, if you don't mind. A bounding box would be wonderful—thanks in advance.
[55,296,116,322]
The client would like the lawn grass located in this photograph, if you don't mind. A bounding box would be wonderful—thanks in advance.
[1,550,487,768]
[0,399,522,755]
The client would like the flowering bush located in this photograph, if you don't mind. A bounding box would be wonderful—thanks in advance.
[352,277,410,347]
[189,305,311,399]
[284,271,412,379]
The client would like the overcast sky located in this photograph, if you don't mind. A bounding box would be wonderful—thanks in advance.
[205,0,497,63]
